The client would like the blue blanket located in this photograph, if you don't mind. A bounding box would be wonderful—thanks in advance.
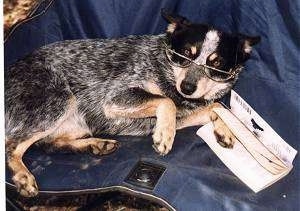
[5,0,299,210]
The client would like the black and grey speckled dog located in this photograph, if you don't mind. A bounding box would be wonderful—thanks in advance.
[5,10,260,197]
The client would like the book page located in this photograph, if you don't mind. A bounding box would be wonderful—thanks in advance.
[213,107,287,175]
[230,90,297,167]
[197,123,292,193]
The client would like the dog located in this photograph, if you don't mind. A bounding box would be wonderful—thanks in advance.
[5,10,260,197]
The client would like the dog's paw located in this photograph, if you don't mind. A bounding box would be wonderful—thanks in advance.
[152,123,176,156]
[89,139,118,155]
[211,112,235,148]
[214,129,235,148]
[13,170,38,197]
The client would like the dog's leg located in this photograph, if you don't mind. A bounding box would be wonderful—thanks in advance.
[6,91,77,197]
[177,102,235,148]
[104,88,176,155]
[46,137,118,155]
[6,131,51,197]
[6,97,77,197]
[152,98,177,155]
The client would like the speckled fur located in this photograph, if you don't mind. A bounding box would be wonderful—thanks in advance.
[5,34,212,142]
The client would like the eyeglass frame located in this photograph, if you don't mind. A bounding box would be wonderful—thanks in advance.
[163,42,243,82]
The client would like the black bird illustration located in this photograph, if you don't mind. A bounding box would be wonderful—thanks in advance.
[251,118,264,131]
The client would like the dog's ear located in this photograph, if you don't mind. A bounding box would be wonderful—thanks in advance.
[238,34,261,54]
[161,8,191,34]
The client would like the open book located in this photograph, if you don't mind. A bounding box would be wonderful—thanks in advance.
[197,90,297,193]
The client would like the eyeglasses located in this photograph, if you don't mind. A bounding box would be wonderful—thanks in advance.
[164,42,243,82]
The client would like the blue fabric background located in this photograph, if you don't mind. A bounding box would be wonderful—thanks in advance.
[5,0,300,210]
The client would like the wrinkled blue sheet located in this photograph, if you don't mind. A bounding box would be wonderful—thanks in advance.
[5,0,300,210]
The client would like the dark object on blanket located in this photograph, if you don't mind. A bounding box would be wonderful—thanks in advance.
[6,186,169,211]
[125,161,166,190]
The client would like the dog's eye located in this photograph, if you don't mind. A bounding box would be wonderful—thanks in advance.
[184,49,190,57]
[210,56,224,68]
[213,60,221,67]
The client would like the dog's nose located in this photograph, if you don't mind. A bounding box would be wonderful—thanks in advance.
[180,81,197,95]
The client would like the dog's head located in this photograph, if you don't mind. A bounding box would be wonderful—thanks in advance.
[162,10,260,100]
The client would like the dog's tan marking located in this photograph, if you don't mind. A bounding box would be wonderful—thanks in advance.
[104,98,173,119]
[143,80,164,96]
[104,97,175,119]
[104,102,157,119]
[7,96,78,197]
[191,46,197,55]
[177,102,223,129]
[167,23,177,33]
[208,52,218,61]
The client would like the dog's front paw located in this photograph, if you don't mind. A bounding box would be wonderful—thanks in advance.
[211,112,235,148]
[13,170,38,197]
[152,123,176,156]
[214,129,235,148]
